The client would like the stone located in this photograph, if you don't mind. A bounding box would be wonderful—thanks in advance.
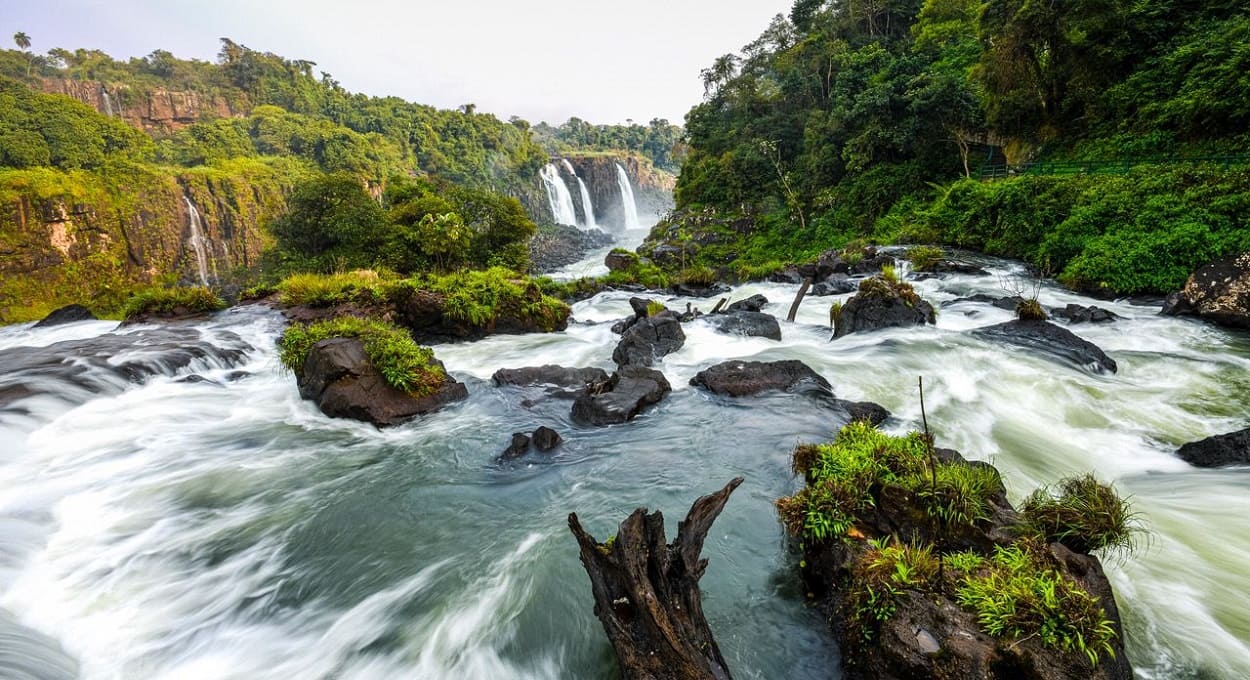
[834,281,937,338]
[491,365,610,396]
[690,359,830,397]
[572,366,671,425]
[809,276,857,297]
[501,433,532,459]
[532,426,563,451]
[1176,428,1250,468]
[972,319,1117,374]
[1164,252,1250,328]
[1050,304,1118,324]
[669,282,733,299]
[612,312,686,367]
[529,225,615,273]
[835,399,891,426]
[33,304,97,328]
[726,294,769,313]
[704,311,782,341]
[604,250,637,272]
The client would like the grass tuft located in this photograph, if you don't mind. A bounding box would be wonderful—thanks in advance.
[1016,298,1049,321]
[279,316,445,395]
[906,245,945,272]
[123,286,225,320]
[1021,475,1139,556]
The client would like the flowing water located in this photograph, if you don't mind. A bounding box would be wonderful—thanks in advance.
[182,195,212,286]
[1,249,1249,680]
[613,164,640,231]
[539,165,578,227]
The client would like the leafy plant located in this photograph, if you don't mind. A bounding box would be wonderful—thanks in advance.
[906,245,945,272]
[122,286,225,319]
[279,316,445,395]
[1021,475,1139,556]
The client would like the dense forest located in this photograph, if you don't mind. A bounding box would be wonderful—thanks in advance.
[532,117,685,173]
[656,0,1250,295]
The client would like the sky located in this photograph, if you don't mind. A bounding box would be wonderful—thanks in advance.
[4,0,794,125]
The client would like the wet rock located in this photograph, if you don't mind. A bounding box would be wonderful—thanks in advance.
[834,279,937,338]
[604,249,637,272]
[691,359,831,397]
[851,252,897,275]
[501,432,532,459]
[972,319,1117,373]
[298,337,468,426]
[1163,252,1250,329]
[491,365,610,397]
[705,311,782,341]
[945,294,1024,311]
[1177,428,1250,468]
[1161,291,1194,317]
[926,260,991,276]
[612,311,686,367]
[572,365,671,425]
[225,370,250,382]
[810,276,857,297]
[1050,303,1118,324]
[669,281,733,299]
[529,225,615,273]
[176,374,221,386]
[33,304,97,328]
[768,268,805,285]
[726,294,769,313]
[835,399,891,426]
[814,249,852,279]
[532,426,563,451]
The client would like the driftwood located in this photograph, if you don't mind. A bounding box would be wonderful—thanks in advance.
[568,477,743,680]
[786,278,812,322]
[711,297,728,314]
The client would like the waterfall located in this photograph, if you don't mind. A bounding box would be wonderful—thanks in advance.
[182,195,211,286]
[561,159,597,230]
[615,163,641,230]
[101,88,115,118]
[540,163,577,226]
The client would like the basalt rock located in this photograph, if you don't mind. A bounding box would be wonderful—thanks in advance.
[810,276,857,297]
[944,294,1024,311]
[924,260,991,276]
[834,281,937,338]
[1050,304,1118,324]
[491,365,610,397]
[670,281,733,299]
[297,337,468,426]
[691,360,829,397]
[613,311,686,367]
[704,311,782,341]
[1176,428,1250,468]
[501,433,532,459]
[33,304,98,328]
[605,250,639,272]
[532,426,563,451]
[571,365,671,425]
[1162,252,1250,329]
[529,225,615,273]
[726,294,769,313]
[972,319,1117,374]
[835,399,891,426]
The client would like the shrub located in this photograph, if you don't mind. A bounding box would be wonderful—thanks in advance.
[275,270,386,307]
[849,540,940,636]
[1016,298,1048,321]
[123,286,225,319]
[679,265,717,287]
[416,267,570,331]
[646,300,667,317]
[1020,475,1138,555]
[906,245,945,272]
[279,316,444,395]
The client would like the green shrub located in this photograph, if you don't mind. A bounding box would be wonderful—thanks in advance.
[279,316,444,395]
[1016,298,1048,321]
[679,265,717,287]
[275,270,386,307]
[849,540,940,635]
[645,300,667,317]
[123,286,225,319]
[416,267,570,331]
[905,245,945,272]
[1021,475,1138,555]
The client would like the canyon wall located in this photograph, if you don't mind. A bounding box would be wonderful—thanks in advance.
[39,78,247,135]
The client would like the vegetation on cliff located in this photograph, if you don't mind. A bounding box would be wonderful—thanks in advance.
[532,117,684,173]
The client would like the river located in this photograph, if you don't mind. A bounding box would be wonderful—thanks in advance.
[1,238,1248,679]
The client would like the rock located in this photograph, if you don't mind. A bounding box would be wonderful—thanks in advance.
[834,279,937,338]
[814,249,852,279]
[491,365,610,396]
[768,268,805,285]
[1161,291,1194,317]
[669,282,733,298]
[604,249,637,272]
[501,433,532,459]
[33,304,97,328]
[571,365,671,425]
[529,225,615,273]
[612,311,686,367]
[691,359,831,397]
[810,276,857,297]
[704,311,782,341]
[532,426,563,451]
[835,399,891,426]
[972,319,1117,373]
[945,294,1024,311]
[927,261,991,276]
[851,253,896,275]
[1164,252,1250,328]
[1050,303,1118,324]
[298,337,468,426]
[1176,428,1250,468]
[726,294,769,313]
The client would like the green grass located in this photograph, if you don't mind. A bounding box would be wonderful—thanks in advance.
[1016,298,1049,321]
[849,539,940,635]
[279,316,445,395]
[275,270,387,307]
[678,265,717,287]
[415,267,570,330]
[1021,475,1139,556]
[122,286,226,320]
[905,245,944,272]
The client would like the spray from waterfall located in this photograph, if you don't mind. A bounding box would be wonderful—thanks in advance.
[615,163,641,230]
[540,164,578,226]
[182,195,212,286]
[561,159,597,230]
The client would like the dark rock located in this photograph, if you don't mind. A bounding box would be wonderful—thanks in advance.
[532,426,563,451]
[972,319,1117,373]
[1161,291,1194,317]
[814,249,852,279]
[629,297,660,317]
[1165,252,1250,328]
[33,304,97,328]
[834,285,937,338]
[850,253,896,275]
[669,282,733,298]
[176,374,220,386]
[529,225,615,273]
[945,294,1024,311]
[501,432,532,459]
[726,294,769,313]
[834,399,891,426]
[225,370,250,382]
[691,359,831,397]
[491,365,610,396]
[1050,303,1118,324]
[648,244,688,268]
[704,311,782,341]
[610,317,638,334]
[612,312,686,367]
[810,276,857,297]
[927,260,991,276]
[572,365,671,425]
[298,337,468,426]
[1177,428,1250,468]
[604,250,637,272]
[768,268,805,285]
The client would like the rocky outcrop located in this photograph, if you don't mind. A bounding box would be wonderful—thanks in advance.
[1176,428,1250,468]
[972,319,1117,373]
[1162,252,1250,329]
[40,78,245,135]
[564,154,676,230]
[499,426,564,460]
[613,311,686,367]
[529,225,615,273]
[571,365,671,425]
[1051,304,1118,324]
[704,311,782,340]
[492,365,610,396]
[387,284,571,344]
[33,304,98,328]
[691,360,830,397]
[833,277,937,338]
[296,337,467,426]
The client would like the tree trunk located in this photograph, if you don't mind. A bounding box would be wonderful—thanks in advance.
[787,278,812,322]
[568,477,744,680]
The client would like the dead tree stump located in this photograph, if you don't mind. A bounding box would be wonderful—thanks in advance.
[568,477,744,680]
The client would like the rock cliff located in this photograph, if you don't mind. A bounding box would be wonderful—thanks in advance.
[39,78,246,135]
[561,154,675,230]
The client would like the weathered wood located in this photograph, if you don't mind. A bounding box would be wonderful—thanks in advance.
[568,477,744,680]
[711,297,728,314]
[786,278,812,322]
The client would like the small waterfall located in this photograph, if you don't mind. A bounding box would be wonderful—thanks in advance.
[561,159,597,230]
[101,88,115,118]
[539,164,577,226]
[182,195,211,286]
[615,163,641,230]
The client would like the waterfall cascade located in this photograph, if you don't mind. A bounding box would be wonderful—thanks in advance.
[101,88,115,118]
[561,159,598,230]
[615,163,641,230]
[182,195,212,286]
[540,164,578,226]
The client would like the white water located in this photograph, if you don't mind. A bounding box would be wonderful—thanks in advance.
[614,163,641,231]
[101,89,115,118]
[182,195,212,286]
[560,160,597,230]
[1,254,1250,679]
[539,164,577,227]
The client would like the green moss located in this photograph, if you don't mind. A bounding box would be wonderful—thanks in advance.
[278,316,445,395]
[645,300,666,317]
[122,286,226,319]
[1021,475,1139,555]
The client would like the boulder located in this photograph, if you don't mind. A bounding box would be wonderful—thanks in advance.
[945,294,1024,311]
[669,281,733,298]
[572,365,671,425]
[604,250,637,272]
[33,304,97,328]
[532,426,563,451]
[972,319,1117,373]
[834,279,937,338]
[691,359,831,397]
[851,253,896,275]
[926,260,991,276]
[529,225,615,273]
[726,294,769,313]
[704,311,782,341]
[500,433,532,459]
[768,268,805,285]
[612,311,686,367]
[298,337,468,426]
[1176,428,1250,468]
[1163,252,1250,328]
[1050,304,1118,324]
[835,399,891,426]
[491,365,609,397]
[810,276,857,297]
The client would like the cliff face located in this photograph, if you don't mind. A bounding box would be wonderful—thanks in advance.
[0,163,288,322]
[39,78,247,135]
[560,154,675,230]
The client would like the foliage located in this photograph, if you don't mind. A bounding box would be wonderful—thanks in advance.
[532,118,685,172]
[268,172,387,271]
[278,316,445,395]
[412,267,570,331]
[122,286,225,319]
[275,270,387,307]
[1021,475,1139,556]
[905,245,944,272]
[679,265,717,287]
[645,300,666,317]
[849,539,941,636]
[0,77,153,169]
[1016,298,1047,321]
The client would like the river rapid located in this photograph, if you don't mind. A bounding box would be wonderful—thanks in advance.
[1,237,1248,680]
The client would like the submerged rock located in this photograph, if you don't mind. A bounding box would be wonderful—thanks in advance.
[691,359,831,397]
[834,277,937,338]
[835,399,891,426]
[612,311,686,367]
[945,294,1023,311]
[810,276,857,297]
[532,426,562,451]
[1051,304,1118,324]
[297,337,468,426]
[491,365,609,397]
[1176,428,1250,468]
[33,304,98,328]
[669,281,733,298]
[704,311,782,341]
[972,319,1117,373]
[1163,252,1250,329]
[726,294,769,313]
[500,432,532,459]
[571,365,671,425]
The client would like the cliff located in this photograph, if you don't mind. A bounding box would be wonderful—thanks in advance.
[39,78,247,135]
[563,153,675,229]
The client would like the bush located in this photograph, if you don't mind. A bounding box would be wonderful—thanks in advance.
[416,267,570,331]
[123,286,225,319]
[905,245,945,271]
[1016,298,1047,321]
[275,270,386,307]
[279,316,444,395]
[1020,475,1138,555]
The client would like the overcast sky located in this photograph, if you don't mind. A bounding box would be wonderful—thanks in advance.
[5,0,793,125]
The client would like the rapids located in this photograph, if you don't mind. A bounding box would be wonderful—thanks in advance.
[1,249,1248,680]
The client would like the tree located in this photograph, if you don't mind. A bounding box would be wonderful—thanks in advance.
[13,32,30,50]
[270,173,388,270]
